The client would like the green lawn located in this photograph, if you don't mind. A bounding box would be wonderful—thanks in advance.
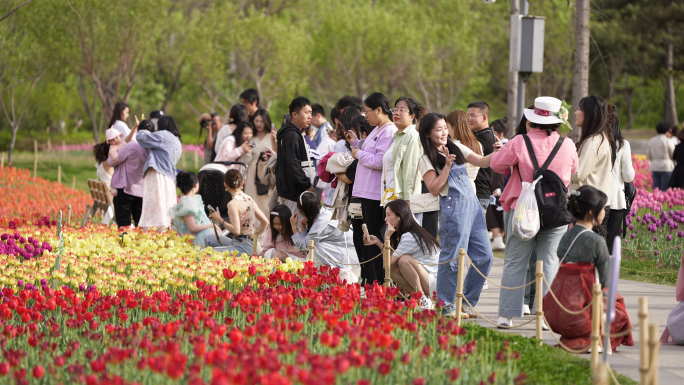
[7,150,202,192]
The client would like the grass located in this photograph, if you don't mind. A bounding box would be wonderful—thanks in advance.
[464,323,637,385]
[619,254,679,286]
[6,150,203,192]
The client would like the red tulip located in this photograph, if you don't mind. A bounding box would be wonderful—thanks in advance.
[90,360,105,373]
[229,329,243,344]
[0,362,8,375]
[32,365,44,379]
[248,265,257,276]
[378,362,391,376]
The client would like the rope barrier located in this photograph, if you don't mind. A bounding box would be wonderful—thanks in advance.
[464,255,535,290]
[461,296,535,329]
[541,313,592,354]
[541,275,593,315]
[313,246,383,266]
[607,364,622,385]
[603,327,634,339]
[620,266,678,275]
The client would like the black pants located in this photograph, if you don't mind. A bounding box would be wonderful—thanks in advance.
[606,209,625,256]
[359,198,386,285]
[420,182,439,239]
[113,189,143,228]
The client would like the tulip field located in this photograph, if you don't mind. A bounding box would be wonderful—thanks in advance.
[0,152,673,385]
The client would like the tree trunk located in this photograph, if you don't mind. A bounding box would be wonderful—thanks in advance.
[8,124,17,167]
[570,0,590,143]
[624,74,633,130]
[506,0,520,139]
[664,42,679,127]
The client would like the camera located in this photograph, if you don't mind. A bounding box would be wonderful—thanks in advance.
[200,119,212,129]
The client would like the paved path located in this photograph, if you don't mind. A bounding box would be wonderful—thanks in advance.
[467,257,682,383]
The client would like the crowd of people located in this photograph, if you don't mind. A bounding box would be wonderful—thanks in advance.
[92,89,664,352]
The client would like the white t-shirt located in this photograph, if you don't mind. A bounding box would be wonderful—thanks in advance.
[112,120,136,142]
[418,142,473,197]
[383,142,395,191]
[454,139,481,193]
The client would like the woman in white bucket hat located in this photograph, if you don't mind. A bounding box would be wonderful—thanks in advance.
[489,96,579,328]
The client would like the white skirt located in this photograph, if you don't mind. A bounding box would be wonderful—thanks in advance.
[138,169,176,230]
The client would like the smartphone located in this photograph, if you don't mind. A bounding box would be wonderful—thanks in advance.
[362,224,370,240]
[250,143,256,148]
[207,205,215,213]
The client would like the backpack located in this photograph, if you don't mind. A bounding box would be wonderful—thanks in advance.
[519,135,574,230]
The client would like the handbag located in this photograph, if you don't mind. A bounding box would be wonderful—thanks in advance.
[408,166,439,213]
[260,153,277,187]
[254,154,270,195]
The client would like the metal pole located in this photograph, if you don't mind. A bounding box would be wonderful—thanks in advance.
[590,284,602,371]
[506,0,521,138]
[517,0,529,125]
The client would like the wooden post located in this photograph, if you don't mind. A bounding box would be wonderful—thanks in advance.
[648,323,660,385]
[639,297,650,385]
[57,165,62,184]
[455,249,466,327]
[384,240,391,288]
[535,260,544,344]
[592,362,609,385]
[251,230,259,255]
[590,283,602,371]
[33,140,38,178]
[308,240,314,262]
[194,151,199,169]
[67,205,72,226]
[72,176,76,189]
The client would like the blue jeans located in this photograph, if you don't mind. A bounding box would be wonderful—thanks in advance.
[652,171,671,192]
[497,215,567,318]
[437,163,494,314]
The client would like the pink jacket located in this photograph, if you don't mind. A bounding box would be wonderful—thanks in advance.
[490,129,579,212]
[261,228,307,259]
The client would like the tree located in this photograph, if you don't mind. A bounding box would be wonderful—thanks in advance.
[569,0,590,142]
[0,3,45,165]
[33,0,165,142]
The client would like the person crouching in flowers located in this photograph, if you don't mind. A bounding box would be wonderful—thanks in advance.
[171,171,233,247]
[208,170,268,256]
[363,199,440,310]
[261,204,307,262]
[543,185,634,352]
[292,191,361,282]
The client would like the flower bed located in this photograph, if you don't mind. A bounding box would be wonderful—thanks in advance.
[0,224,524,385]
[0,167,91,227]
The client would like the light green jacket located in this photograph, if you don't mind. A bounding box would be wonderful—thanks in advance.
[393,125,423,200]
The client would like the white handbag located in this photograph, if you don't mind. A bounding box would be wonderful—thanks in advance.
[408,166,439,213]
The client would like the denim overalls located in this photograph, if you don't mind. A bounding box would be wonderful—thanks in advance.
[437,162,494,314]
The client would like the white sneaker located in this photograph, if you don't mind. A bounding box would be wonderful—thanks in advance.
[419,295,434,310]
[482,281,489,290]
[491,237,505,251]
[497,317,513,328]
[542,320,549,331]
[488,231,493,240]
[522,304,531,315]
[462,304,478,318]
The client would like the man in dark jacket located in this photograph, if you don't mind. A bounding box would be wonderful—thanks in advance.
[276,96,315,214]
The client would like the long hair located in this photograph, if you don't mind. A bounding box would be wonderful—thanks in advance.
[576,96,615,162]
[228,104,248,125]
[253,108,272,133]
[108,102,128,128]
[270,205,295,247]
[93,142,110,164]
[515,106,534,136]
[157,116,182,142]
[385,200,440,256]
[446,110,482,155]
[297,191,320,231]
[232,121,254,147]
[609,105,624,164]
[337,109,362,151]
[418,112,466,170]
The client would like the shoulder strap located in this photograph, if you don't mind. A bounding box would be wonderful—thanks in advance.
[559,228,591,265]
[522,135,540,172]
[540,136,565,172]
